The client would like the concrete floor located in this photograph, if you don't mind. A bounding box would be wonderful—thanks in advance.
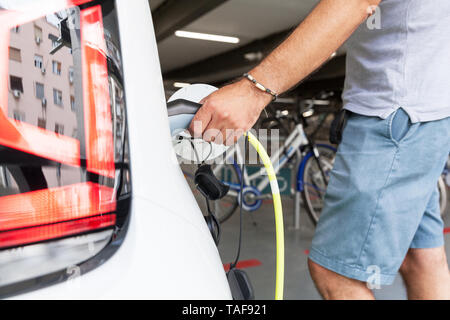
[184,166,450,300]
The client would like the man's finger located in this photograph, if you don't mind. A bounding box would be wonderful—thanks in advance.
[202,118,222,143]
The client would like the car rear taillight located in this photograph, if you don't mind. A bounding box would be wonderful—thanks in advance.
[0,0,131,296]
[0,182,116,249]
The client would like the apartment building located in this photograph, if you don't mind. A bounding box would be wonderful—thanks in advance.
[8,16,77,138]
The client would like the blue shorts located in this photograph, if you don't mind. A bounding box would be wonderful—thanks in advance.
[309,108,450,285]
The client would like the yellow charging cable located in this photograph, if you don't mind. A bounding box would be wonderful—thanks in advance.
[245,132,285,300]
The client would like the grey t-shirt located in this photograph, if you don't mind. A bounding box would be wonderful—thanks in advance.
[343,0,450,123]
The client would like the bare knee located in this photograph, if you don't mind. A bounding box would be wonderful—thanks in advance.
[308,259,326,284]
[400,247,449,278]
[308,259,373,300]
[308,258,354,292]
[308,258,333,284]
[308,259,334,299]
[399,247,450,299]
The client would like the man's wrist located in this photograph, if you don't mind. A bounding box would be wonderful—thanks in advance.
[238,78,273,110]
[243,73,278,101]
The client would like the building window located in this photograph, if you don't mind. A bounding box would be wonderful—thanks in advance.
[55,123,64,135]
[9,47,21,62]
[34,55,43,69]
[10,76,23,93]
[35,82,45,99]
[68,67,74,84]
[52,61,62,75]
[11,26,20,33]
[34,25,43,44]
[49,34,59,49]
[13,110,25,121]
[53,89,63,106]
[70,95,75,111]
[37,118,46,129]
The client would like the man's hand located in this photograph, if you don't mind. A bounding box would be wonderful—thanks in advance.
[189,79,272,145]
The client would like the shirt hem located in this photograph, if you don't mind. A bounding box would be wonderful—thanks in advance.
[343,102,450,123]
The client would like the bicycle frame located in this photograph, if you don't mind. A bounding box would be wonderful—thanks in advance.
[213,123,309,197]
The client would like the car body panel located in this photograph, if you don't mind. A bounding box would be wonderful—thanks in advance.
[10,0,231,299]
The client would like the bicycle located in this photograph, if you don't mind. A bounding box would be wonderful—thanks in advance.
[205,100,337,225]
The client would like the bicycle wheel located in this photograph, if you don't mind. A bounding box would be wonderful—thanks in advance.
[438,176,447,217]
[210,163,241,223]
[301,145,336,225]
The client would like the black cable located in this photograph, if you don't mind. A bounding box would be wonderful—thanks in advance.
[230,136,248,269]
[204,141,213,163]
[206,198,221,245]
[189,139,201,168]
[188,137,213,164]
[189,138,221,245]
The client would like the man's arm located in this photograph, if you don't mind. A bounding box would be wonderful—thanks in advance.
[189,0,381,145]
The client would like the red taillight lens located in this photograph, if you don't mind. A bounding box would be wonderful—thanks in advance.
[0,182,116,249]
[0,214,116,250]
[0,111,81,167]
[0,2,117,249]
[81,5,115,179]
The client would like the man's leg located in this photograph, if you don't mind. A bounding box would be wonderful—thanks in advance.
[399,247,450,300]
[308,259,374,300]
[307,110,450,299]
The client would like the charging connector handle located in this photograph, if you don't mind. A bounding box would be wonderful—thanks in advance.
[245,132,285,300]
[167,99,202,136]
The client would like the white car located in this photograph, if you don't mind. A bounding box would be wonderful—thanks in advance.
[0,0,231,299]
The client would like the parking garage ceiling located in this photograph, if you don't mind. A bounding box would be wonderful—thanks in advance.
[149,0,346,93]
